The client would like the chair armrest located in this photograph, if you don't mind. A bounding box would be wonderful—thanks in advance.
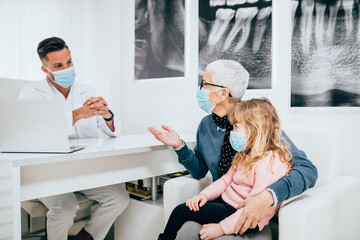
[163,174,212,223]
[278,176,360,240]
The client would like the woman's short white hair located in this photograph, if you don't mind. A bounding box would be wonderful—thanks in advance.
[205,59,249,101]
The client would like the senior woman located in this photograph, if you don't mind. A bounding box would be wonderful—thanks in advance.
[148,59,318,240]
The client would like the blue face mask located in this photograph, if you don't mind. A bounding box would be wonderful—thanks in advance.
[197,87,215,113]
[229,131,247,152]
[45,66,76,88]
[196,87,226,113]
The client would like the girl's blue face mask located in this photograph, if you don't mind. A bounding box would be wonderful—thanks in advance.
[45,66,76,88]
[196,87,226,113]
[229,131,247,152]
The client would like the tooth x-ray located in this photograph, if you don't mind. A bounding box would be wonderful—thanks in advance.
[135,0,185,80]
[199,0,272,89]
[291,0,360,107]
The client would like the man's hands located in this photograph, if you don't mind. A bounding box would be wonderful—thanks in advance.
[83,96,111,119]
[199,223,224,240]
[186,194,208,212]
[147,125,182,149]
[72,96,113,127]
[234,190,274,234]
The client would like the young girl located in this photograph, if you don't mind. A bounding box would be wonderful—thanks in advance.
[158,98,293,240]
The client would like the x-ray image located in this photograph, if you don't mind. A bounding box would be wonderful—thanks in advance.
[199,0,272,89]
[135,0,185,80]
[291,0,360,107]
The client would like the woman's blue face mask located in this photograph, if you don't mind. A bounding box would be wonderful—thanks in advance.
[45,66,76,88]
[196,87,226,113]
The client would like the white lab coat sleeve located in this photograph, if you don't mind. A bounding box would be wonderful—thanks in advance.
[97,114,121,137]
[65,111,76,136]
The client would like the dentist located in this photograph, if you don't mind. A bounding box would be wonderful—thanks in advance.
[19,37,129,240]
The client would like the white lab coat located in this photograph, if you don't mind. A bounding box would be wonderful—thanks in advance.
[19,79,121,138]
[19,79,129,240]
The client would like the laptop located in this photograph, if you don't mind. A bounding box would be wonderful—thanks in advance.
[0,100,85,154]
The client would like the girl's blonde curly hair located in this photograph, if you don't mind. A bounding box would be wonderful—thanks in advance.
[228,97,292,175]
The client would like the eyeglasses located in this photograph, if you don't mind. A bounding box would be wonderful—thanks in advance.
[200,80,232,97]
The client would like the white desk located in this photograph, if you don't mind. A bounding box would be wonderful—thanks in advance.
[0,133,195,240]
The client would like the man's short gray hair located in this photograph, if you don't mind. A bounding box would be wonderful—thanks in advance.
[205,59,249,101]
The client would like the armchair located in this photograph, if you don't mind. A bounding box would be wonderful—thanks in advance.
[163,127,360,239]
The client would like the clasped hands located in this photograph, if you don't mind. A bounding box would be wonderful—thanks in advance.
[76,96,112,120]
[72,96,112,126]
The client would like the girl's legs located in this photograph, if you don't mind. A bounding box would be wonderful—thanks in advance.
[161,198,236,240]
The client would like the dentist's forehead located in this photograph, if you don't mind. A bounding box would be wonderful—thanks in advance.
[46,48,72,63]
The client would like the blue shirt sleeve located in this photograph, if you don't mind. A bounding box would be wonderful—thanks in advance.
[174,127,209,179]
[267,130,318,205]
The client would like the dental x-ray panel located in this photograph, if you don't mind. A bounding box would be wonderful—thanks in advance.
[134,0,185,80]
[291,0,360,107]
[199,0,272,89]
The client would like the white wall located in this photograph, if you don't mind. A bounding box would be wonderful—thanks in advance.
[1,0,360,178]
[0,0,119,102]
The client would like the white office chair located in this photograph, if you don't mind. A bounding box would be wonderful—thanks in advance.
[163,127,360,240]
[0,78,33,100]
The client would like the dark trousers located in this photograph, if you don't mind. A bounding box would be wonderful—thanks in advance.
[161,198,237,240]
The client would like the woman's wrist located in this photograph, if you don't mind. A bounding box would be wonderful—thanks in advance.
[173,139,184,149]
[261,190,274,206]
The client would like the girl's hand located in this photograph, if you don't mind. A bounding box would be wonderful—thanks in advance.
[185,194,208,211]
[199,223,224,240]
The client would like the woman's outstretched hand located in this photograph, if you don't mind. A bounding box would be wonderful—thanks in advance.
[147,125,183,149]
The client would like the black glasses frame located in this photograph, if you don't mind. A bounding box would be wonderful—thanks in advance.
[200,80,232,97]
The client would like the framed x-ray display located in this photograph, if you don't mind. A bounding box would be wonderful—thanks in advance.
[291,0,360,107]
[198,0,272,89]
[135,0,185,80]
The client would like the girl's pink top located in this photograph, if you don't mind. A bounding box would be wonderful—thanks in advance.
[200,151,288,234]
